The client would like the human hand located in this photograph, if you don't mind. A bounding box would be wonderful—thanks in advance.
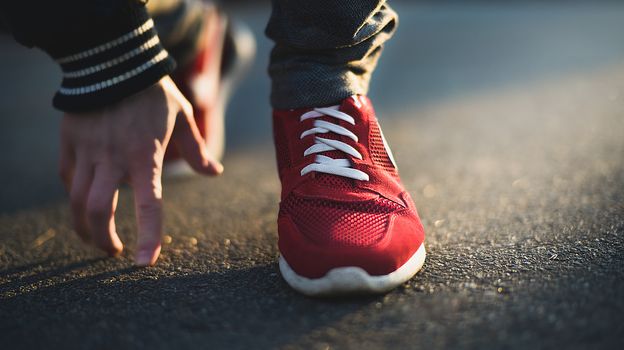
[59,76,223,266]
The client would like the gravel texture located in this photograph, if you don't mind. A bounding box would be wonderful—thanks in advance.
[1,3,623,349]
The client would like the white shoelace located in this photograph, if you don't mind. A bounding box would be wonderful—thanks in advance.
[299,106,370,181]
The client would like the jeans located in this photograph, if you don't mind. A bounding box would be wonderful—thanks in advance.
[151,0,398,109]
[266,0,398,109]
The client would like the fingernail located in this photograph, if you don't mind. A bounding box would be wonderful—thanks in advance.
[136,250,154,266]
[212,162,224,175]
[108,236,124,257]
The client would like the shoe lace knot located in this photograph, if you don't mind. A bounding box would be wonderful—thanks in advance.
[299,106,370,181]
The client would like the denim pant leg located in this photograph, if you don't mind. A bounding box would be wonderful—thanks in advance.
[266,0,398,109]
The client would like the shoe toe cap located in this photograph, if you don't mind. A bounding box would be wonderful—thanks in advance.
[278,210,425,279]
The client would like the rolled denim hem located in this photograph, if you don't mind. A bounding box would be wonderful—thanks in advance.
[267,1,397,109]
[270,68,371,109]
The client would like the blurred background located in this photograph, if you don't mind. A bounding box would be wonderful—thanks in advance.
[0,0,624,212]
[1,1,623,349]
[1,0,624,212]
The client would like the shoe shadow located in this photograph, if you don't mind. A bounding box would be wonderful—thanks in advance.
[0,260,382,349]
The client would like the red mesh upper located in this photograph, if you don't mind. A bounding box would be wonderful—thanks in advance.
[369,120,398,175]
[280,194,405,247]
[273,119,291,170]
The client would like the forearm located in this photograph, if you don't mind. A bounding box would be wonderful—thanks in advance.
[1,0,176,112]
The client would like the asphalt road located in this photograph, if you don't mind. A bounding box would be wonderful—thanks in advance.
[1,3,624,349]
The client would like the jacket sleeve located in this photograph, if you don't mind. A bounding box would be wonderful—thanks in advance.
[0,0,176,112]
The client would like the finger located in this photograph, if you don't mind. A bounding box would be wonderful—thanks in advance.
[69,157,93,243]
[130,163,164,266]
[59,121,75,192]
[86,165,124,256]
[172,101,224,176]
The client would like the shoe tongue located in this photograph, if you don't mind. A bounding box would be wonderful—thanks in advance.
[311,97,355,188]
[307,95,370,195]
[312,129,357,191]
[339,95,368,121]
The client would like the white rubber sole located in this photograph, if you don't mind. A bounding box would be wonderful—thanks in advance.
[279,244,426,297]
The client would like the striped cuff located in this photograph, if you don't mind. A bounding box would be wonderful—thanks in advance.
[52,18,176,112]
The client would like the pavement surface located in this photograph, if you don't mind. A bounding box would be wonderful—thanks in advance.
[1,2,624,349]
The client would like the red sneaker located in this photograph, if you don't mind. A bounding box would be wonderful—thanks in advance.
[273,95,426,296]
[164,6,255,177]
